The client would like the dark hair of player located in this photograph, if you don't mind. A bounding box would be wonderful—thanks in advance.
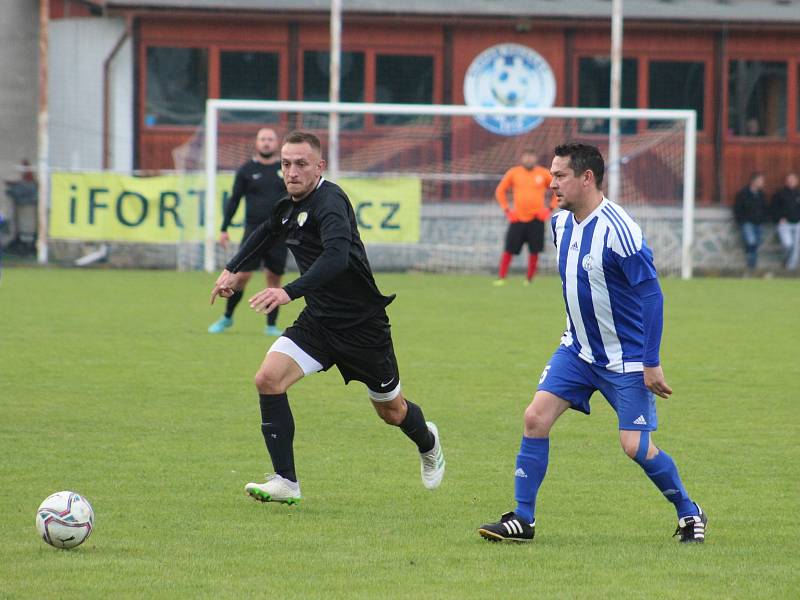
[554,143,605,188]
[283,131,322,155]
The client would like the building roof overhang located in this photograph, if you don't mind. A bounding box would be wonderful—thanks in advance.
[86,0,800,25]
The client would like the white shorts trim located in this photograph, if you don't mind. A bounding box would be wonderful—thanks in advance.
[367,380,402,402]
[268,336,323,376]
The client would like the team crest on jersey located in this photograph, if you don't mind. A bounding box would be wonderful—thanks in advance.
[277,169,283,180]
[581,254,593,271]
[297,211,308,227]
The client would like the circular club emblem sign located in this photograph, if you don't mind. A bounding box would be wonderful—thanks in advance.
[463,43,556,136]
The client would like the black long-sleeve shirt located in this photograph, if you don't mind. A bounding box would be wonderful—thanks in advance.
[733,186,768,225]
[771,186,800,223]
[226,178,394,329]
[220,159,286,231]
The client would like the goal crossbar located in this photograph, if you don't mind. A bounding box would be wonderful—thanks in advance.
[203,100,696,278]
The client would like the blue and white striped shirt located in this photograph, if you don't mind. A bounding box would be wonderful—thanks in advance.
[551,198,659,373]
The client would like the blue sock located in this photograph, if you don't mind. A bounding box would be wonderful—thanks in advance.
[514,436,549,524]
[639,448,696,518]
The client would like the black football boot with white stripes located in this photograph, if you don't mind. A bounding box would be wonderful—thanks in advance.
[673,505,708,543]
[478,511,535,543]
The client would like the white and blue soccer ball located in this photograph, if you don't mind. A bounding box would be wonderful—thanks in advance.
[489,56,531,107]
[35,491,95,549]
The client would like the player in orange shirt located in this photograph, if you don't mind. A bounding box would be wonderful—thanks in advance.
[494,149,555,285]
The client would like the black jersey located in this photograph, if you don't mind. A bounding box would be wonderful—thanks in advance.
[220,159,286,231]
[225,178,395,329]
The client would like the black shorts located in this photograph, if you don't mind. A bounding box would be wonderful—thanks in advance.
[238,225,288,275]
[282,309,400,393]
[505,220,545,255]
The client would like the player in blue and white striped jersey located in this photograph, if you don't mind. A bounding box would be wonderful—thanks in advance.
[478,143,706,544]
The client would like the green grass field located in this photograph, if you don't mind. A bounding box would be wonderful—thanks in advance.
[1,267,798,598]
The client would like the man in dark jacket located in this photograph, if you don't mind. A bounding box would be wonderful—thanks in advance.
[733,172,768,271]
[771,173,800,270]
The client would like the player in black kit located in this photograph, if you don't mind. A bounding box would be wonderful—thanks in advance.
[210,131,445,504]
[208,128,288,336]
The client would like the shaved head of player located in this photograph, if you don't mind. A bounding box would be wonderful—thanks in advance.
[255,128,279,160]
[280,134,325,200]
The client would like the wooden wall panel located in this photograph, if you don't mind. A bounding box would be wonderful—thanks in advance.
[131,13,800,206]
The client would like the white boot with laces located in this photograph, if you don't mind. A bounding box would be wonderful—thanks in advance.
[420,422,445,489]
[245,474,301,505]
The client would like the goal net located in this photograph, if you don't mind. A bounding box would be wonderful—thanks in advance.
[172,101,696,278]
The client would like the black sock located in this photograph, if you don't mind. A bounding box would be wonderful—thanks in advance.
[266,306,279,326]
[259,393,296,482]
[399,400,434,453]
[225,290,243,319]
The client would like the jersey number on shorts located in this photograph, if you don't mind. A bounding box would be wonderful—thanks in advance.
[538,365,551,384]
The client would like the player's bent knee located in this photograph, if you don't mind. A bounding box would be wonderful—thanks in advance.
[375,406,403,426]
[621,439,639,460]
[371,392,405,426]
[523,404,551,437]
[620,430,653,464]
[373,403,404,426]
[254,368,288,394]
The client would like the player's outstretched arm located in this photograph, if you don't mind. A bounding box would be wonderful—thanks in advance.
[644,365,673,399]
[248,287,291,314]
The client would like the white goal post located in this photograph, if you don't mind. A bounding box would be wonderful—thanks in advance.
[203,100,696,278]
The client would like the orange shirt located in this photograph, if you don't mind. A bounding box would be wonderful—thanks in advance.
[494,165,554,222]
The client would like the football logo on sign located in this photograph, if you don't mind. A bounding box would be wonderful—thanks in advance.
[463,43,556,136]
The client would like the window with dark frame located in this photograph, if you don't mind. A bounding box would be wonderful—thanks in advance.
[577,56,638,134]
[375,54,434,126]
[145,47,208,126]
[648,60,705,131]
[728,60,786,137]
[302,50,365,130]
[219,51,280,123]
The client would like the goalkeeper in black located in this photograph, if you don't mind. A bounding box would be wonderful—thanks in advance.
[210,131,444,504]
[208,128,288,336]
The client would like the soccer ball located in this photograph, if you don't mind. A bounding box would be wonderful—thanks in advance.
[35,491,95,549]
[489,56,531,107]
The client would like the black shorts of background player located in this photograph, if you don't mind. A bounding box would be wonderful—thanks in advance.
[505,220,546,256]
[208,127,288,336]
[210,131,445,504]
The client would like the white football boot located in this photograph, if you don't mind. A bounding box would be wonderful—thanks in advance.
[420,421,445,489]
[245,474,301,505]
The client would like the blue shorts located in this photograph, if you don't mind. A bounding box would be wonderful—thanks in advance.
[537,346,657,431]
